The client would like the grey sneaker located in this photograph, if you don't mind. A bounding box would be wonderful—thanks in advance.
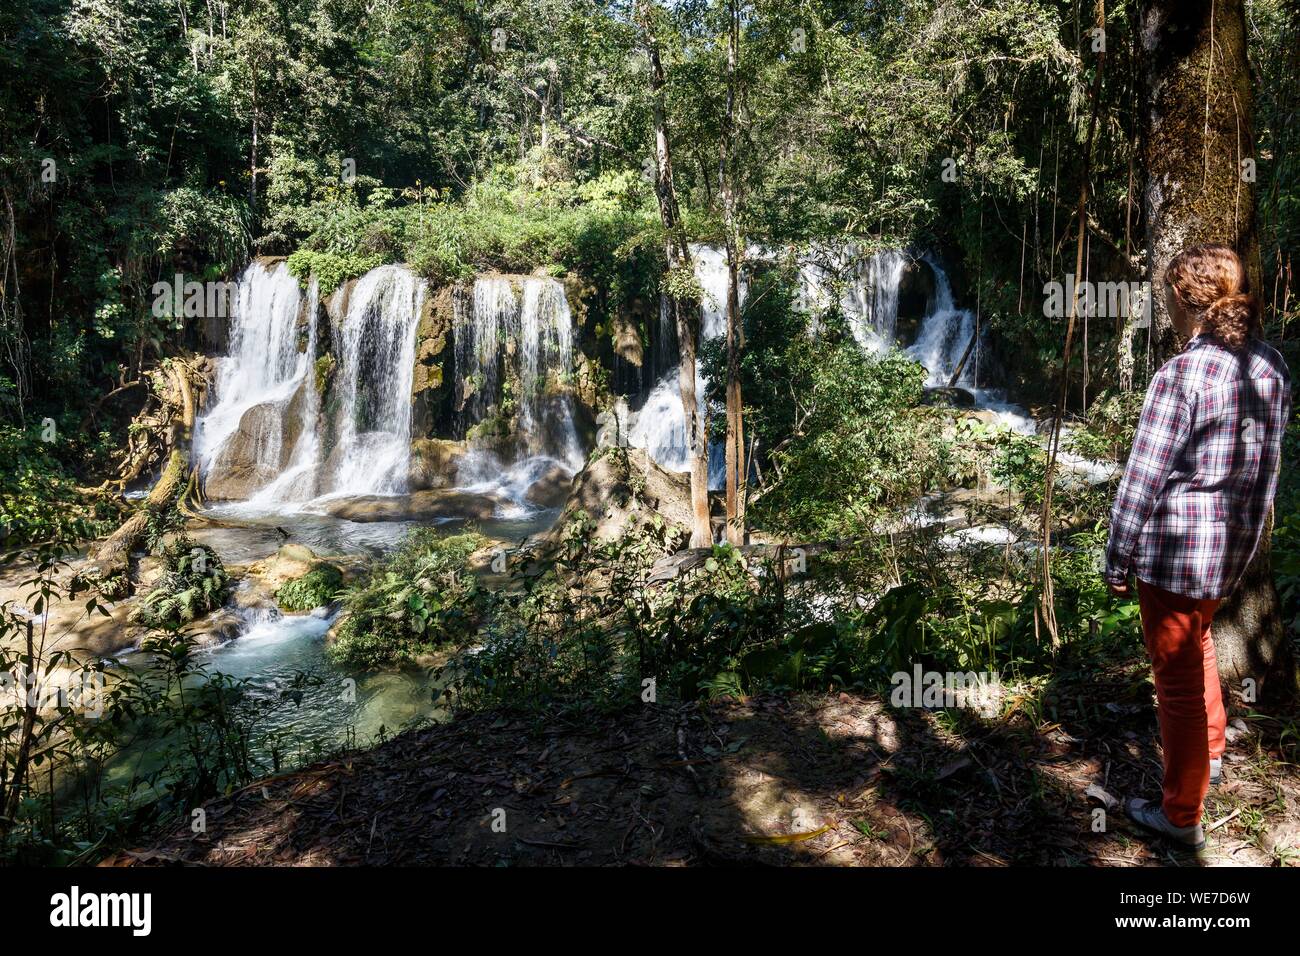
[1209,757,1222,787]
[1125,797,1206,850]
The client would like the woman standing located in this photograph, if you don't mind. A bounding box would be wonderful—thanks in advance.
[1105,244,1291,850]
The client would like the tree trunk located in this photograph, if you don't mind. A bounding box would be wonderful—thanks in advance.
[636,0,712,548]
[721,0,745,546]
[249,67,259,218]
[85,361,197,584]
[1140,0,1296,704]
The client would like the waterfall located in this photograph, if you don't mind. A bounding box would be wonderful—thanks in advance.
[195,260,308,493]
[860,250,908,353]
[246,278,323,504]
[905,255,980,388]
[628,245,732,487]
[197,261,426,507]
[456,277,514,432]
[792,244,906,352]
[795,245,983,388]
[451,275,584,510]
[652,294,677,381]
[625,244,990,482]
[324,265,425,497]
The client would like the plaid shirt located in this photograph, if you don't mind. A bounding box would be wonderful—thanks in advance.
[1105,334,1291,599]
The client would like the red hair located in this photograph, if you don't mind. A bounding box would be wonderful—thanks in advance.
[1164,244,1259,351]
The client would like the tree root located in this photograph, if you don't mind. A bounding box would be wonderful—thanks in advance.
[80,358,205,590]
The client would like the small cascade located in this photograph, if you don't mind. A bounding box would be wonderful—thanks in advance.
[515,278,582,467]
[628,245,732,487]
[796,244,907,353]
[247,278,323,503]
[860,250,908,353]
[651,294,677,382]
[456,277,514,431]
[905,256,981,388]
[797,245,985,389]
[451,275,584,511]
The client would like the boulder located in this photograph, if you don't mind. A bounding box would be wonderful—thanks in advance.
[524,464,575,509]
[409,438,468,491]
[247,543,321,590]
[202,386,307,500]
[535,447,692,551]
[922,386,977,408]
[321,489,502,523]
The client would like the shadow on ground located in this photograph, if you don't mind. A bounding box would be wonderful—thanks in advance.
[107,666,1300,867]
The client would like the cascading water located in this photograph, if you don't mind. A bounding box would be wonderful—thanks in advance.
[452,275,584,511]
[905,255,981,389]
[195,260,309,495]
[245,277,324,504]
[323,265,425,498]
[516,278,582,465]
[197,261,426,508]
[626,243,916,483]
[796,244,907,353]
[627,245,732,487]
[456,277,513,430]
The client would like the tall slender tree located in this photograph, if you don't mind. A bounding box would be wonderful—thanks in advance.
[635,0,712,547]
[720,0,746,545]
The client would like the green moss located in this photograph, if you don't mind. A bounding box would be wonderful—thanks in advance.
[314,352,336,395]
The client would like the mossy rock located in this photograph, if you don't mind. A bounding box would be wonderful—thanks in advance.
[276,563,344,612]
[412,285,455,396]
[315,352,337,395]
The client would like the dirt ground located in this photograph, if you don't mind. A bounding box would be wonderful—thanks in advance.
[109,678,1300,867]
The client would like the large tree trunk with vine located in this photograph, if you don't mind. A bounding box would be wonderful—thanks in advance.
[84,360,198,586]
[636,0,712,548]
[1140,0,1296,704]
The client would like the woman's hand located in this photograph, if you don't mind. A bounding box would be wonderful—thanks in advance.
[1107,579,1132,598]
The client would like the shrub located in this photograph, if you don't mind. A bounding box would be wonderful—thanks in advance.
[328,530,486,669]
[131,539,229,630]
[276,564,344,612]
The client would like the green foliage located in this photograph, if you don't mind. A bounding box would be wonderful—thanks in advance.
[329,530,486,669]
[131,540,230,631]
[277,564,344,613]
[314,352,337,396]
[0,544,304,865]
[749,342,944,539]
[0,426,120,549]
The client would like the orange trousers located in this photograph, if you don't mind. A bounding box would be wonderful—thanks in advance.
[1136,579,1225,827]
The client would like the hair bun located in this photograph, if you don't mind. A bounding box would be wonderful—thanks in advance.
[1203,292,1258,351]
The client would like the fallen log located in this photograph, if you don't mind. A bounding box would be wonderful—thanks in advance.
[81,359,200,588]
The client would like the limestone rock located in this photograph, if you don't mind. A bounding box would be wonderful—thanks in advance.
[535,447,692,550]
[409,438,468,491]
[524,464,575,509]
[202,384,307,500]
[321,489,502,523]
